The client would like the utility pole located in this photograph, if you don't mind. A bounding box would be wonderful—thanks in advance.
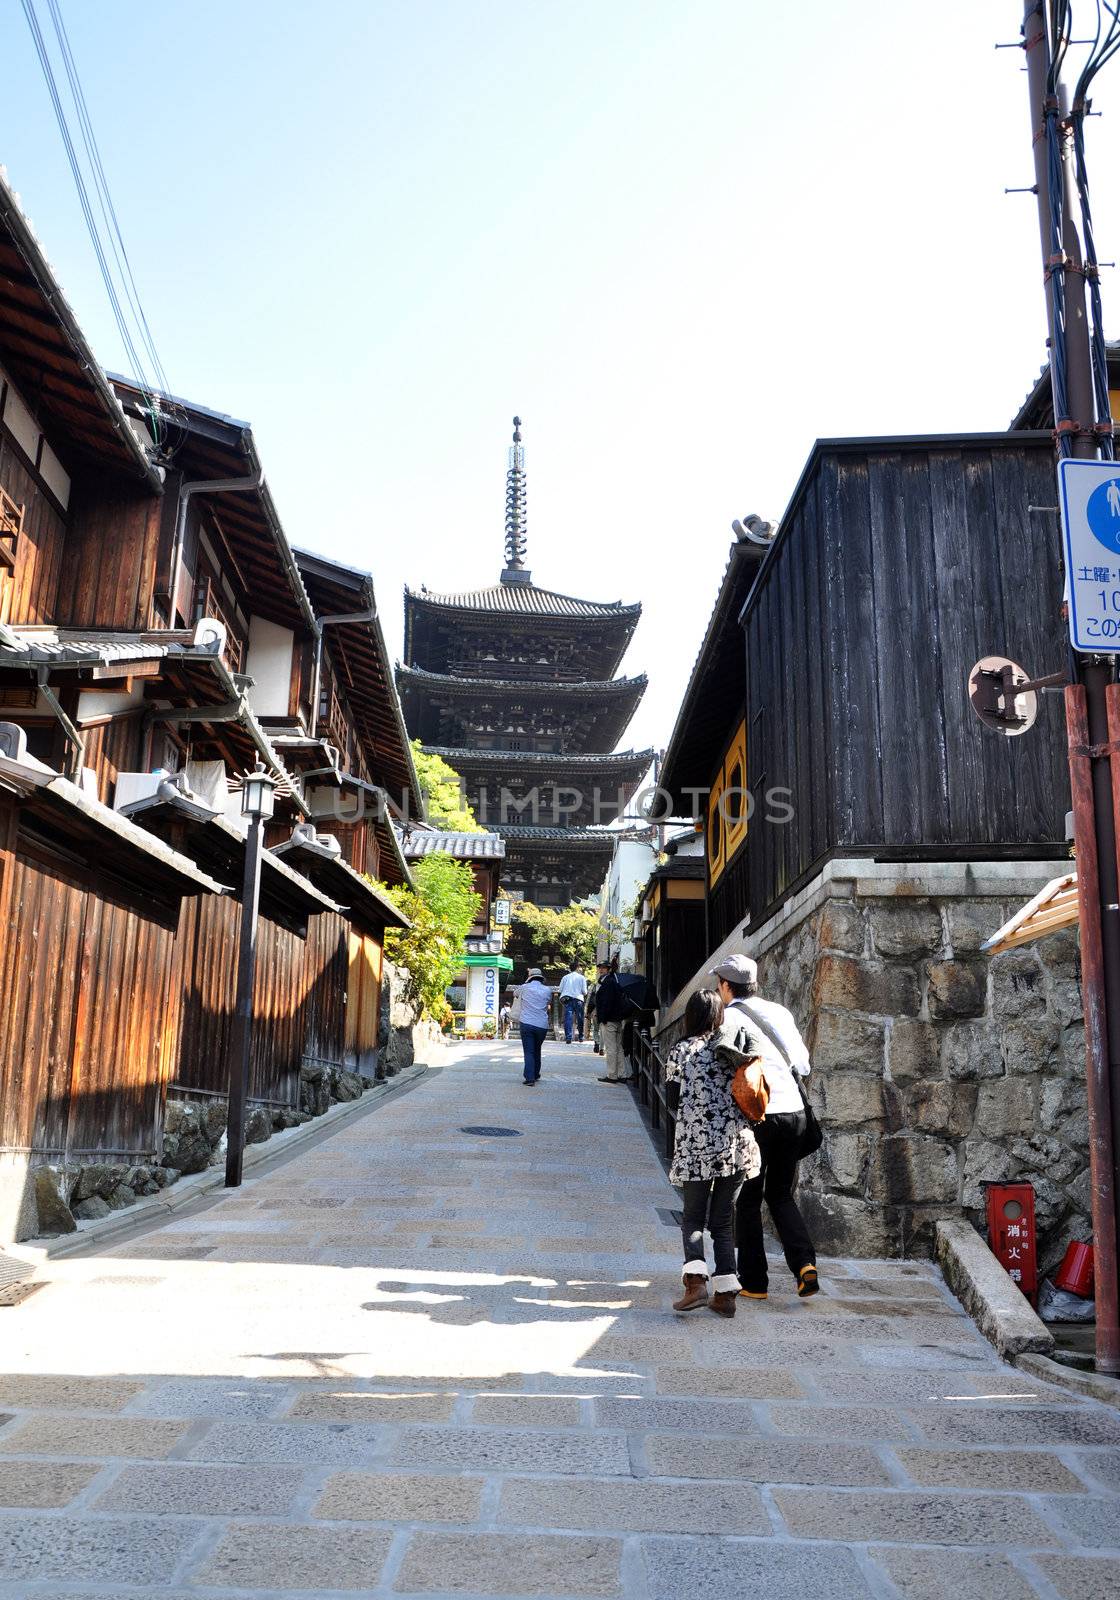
[1023,0,1120,1372]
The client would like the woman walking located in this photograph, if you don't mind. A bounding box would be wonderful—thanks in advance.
[514,967,553,1085]
[665,988,761,1318]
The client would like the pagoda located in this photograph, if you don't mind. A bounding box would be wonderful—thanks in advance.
[399,419,652,905]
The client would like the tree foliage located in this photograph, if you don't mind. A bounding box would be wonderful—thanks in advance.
[505,899,599,978]
[412,740,484,833]
[376,854,482,1021]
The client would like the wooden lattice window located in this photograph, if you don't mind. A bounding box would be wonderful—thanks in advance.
[0,485,24,570]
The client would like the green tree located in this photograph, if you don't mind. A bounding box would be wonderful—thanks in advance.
[506,900,599,978]
[375,854,482,1022]
[412,740,484,833]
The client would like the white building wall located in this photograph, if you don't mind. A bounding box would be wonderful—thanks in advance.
[598,835,658,969]
[244,617,295,718]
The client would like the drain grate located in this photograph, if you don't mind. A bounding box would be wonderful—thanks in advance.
[0,1280,44,1308]
[460,1126,523,1138]
[655,1206,684,1228]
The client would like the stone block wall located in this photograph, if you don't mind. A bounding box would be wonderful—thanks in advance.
[752,872,1088,1273]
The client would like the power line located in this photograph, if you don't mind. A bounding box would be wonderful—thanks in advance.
[19,0,177,448]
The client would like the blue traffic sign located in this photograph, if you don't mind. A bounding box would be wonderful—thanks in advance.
[1057,459,1120,651]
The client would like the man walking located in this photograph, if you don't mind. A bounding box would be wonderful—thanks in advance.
[558,960,588,1044]
[594,958,632,1084]
[711,954,819,1300]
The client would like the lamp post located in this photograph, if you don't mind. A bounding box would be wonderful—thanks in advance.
[225,760,277,1188]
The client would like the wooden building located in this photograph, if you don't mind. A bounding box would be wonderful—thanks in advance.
[0,170,414,1240]
[654,430,1084,1264]
[398,419,652,904]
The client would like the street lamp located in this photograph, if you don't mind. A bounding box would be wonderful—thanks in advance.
[225,760,277,1188]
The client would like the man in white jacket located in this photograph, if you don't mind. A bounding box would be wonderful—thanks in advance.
[711,954,819,1301]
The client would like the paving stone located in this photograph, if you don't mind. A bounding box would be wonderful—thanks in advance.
[911,1405,1120,1448]
[1034,1553,1120,1598]
[773,1488,1058,1546]
[0,1376,142,1412]
[471,1395,583,1427]
[769,1403,918,1441]
[93,1461,306,1515]
[641,1535,875,1599]
[186,1420,386,1466]
[393,1425,630,1476]
[0,1513,204,1583]
[315,1471,483,1523]
[645,1433,892,1487]
[812,1369,1000,1404]
[0,1415,188,1458]
[593,1396,760,1434]
[653,1365,806,1400]
[287,1389,456,1423]
[195,1521,392,1590]
[0,1460,98,1507]
[128,1378,290,1418]
[871,1547,1042,1600]
[498,1475,769,1535]
[394,1530,622,1595]
[1041,1494,1120,1548]
[594,1334,694,1365]
[1071,1448,1120,1491]
[897,1447,1085,1491]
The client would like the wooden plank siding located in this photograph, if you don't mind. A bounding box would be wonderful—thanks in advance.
[743,438,1069,927]
[173,897,350,1110]
[54,481,163,631]
[0,433,68,627]
[0,800,182,1162]
[346,930,383,1077]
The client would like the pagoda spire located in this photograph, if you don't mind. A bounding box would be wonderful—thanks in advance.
[501,415,530,585]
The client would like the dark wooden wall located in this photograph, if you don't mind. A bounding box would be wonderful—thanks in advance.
[0,799,181,1162]
[0,434,68,627]
[744,439,1070,926]
[173,898,350,1110]
[81,713,144,806]
[54,480,163,631]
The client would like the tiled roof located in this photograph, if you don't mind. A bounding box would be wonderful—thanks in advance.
[397,664,647,698]
[495,825,622,847]
[405,582,639,621]
[424,745,654,772]
[399,830,506,860]
[1,627,219,665]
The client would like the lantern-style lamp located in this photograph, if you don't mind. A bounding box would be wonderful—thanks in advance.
[241,760,277,822]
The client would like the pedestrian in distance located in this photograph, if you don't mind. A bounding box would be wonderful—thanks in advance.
[666,987,761,1318]
[710,954,819,1300]
[498,1002,512,1041]
[558,959,588,1043]
[593,955,632,1084]
[513,966,553,1084]
[587,960,609,1054]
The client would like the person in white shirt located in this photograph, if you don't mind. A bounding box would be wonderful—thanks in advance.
[514,968,554,1084]
[557,962,589,1044]
[710,954,819,1301]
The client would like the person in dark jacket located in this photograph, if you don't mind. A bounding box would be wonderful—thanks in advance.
[594,958,631,1084]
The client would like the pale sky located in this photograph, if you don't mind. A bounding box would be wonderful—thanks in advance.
[4,1,1116,754]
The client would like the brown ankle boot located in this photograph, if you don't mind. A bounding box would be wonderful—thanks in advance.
[672,1274,709,1314]
[709,1290,737,1318]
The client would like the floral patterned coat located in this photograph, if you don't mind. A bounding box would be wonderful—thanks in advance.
[665,1031,761,1186]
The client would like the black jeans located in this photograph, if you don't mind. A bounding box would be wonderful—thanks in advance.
[680,1174,743,1280]
[520,1023,548,1082]
[736,1111,816,1292]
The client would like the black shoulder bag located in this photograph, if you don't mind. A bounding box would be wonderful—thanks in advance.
[739,1003,823,1159]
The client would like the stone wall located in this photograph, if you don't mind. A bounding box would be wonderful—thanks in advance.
[749,864,1088,1273]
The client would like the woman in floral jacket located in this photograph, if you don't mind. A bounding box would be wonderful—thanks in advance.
[665,988,761,1318]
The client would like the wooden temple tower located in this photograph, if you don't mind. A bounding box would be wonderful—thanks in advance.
[398,419,651,905]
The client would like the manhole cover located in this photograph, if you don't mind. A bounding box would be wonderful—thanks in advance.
[460,1126,523,1138]
[655,1206,684,1228]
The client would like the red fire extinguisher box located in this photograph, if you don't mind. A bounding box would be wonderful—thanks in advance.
[986,1182,1039,1306]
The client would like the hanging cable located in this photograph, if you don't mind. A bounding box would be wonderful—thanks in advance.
[20,0,180,451]
[1070,0,1120,457]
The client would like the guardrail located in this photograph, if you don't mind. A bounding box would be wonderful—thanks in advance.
[632,1028,676,1161]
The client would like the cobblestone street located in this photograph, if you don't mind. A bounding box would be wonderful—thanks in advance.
[0,1040,1119,1598]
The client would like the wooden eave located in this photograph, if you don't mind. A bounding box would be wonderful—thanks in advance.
[270,839,410,933]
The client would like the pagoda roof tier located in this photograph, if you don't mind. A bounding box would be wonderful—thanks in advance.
[426,746,653,777]
[405,581,640,623]
[397,665,646,754]
[404,581,640,683]
[496,825,625,847]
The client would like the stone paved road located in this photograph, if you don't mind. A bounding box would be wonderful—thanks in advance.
[1,1040,1119,1598]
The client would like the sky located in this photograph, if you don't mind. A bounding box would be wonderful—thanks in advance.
[4,0,1119,756]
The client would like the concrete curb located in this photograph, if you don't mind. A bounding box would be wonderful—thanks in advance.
[935,1216,1054,1359]
[1016,1348,1120,1409]
[8,1062,433,1268]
